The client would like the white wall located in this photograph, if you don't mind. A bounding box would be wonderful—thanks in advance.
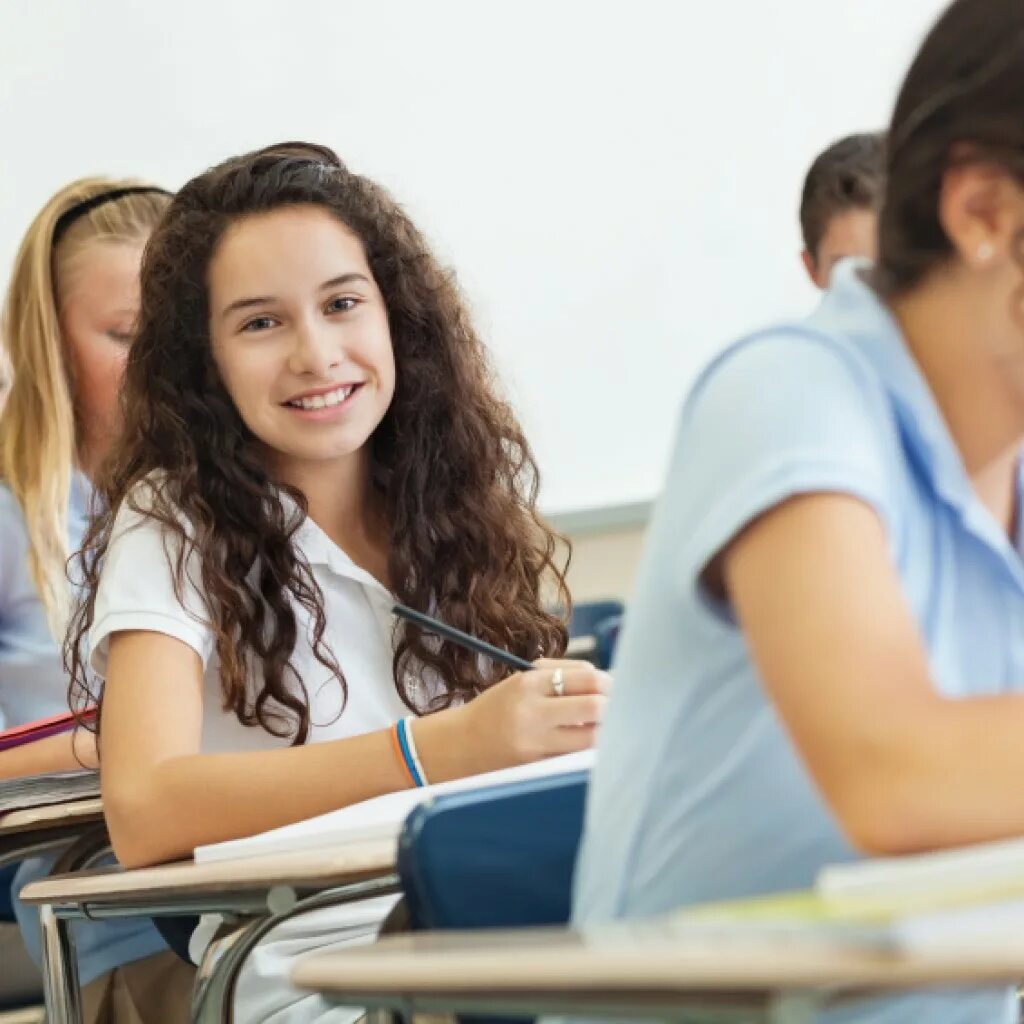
[0,0,947,514]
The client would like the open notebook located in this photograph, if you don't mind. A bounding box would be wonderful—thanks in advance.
[618,835,1024,959]
[644,838,1024,958]
[194,749,593,864]
[670,886,1024,957]
[817,834,1024,912]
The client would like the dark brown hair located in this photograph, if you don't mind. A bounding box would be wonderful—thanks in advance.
[877,0,1024,293]
[800,132,885,261]
[67,142,570,743]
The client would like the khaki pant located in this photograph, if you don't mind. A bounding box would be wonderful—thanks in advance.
[0,922,42,1007]
[81,951,196,1024]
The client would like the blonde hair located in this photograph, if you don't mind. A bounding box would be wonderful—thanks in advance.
[0,177,171,636]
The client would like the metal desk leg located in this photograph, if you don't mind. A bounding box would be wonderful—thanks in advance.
[191,876,399,1024]
[39,904,82,1024]
[36,825,112,1023]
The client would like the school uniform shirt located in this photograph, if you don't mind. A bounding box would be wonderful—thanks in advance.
[0,476,89,726]
[0,478,168,986]
[572,260,1024,1024]
[87,482,431,1023]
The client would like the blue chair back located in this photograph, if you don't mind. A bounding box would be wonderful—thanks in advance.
[568,600,624,670]
[397,769,589,931]
[595,613,623,672]
[569,600,623,641]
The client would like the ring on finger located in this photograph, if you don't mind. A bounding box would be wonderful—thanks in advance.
[550,667,565,697]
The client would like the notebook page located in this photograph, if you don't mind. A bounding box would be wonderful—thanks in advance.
[817,835,1024,907]
[194,749,593,863]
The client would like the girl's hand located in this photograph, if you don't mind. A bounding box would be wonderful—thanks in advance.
[438,658,611,776]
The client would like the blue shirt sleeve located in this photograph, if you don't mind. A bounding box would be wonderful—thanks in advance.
[0,485,24,623]
[0,486,71,727]
[668,328,901,595]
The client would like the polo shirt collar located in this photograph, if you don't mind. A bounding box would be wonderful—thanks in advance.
[285,498,394,601]
[817,260,1024,573]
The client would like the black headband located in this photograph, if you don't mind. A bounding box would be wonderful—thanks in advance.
[52,186,172,247]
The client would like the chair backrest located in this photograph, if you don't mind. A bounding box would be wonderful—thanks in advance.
[595,613,624,671]
[397,770,589,931]
[568,600,625,670]
[568,600,624,641]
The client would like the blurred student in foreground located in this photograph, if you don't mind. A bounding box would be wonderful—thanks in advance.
[575,1,1024,1021]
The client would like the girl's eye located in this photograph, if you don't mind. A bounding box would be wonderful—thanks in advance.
[106,330,133,346]
[241,316,278,333]
[326,297,358,314]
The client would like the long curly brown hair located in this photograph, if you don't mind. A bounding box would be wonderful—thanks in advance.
[67,142,570,744]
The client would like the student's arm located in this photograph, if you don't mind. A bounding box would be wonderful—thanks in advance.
[721,491,1024,856]
[101,629,606,868]
[0,729,98,782]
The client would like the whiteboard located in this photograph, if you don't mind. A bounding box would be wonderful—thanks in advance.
[0,0,946,515]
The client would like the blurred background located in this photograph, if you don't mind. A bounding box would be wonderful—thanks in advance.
[0,1,946,585]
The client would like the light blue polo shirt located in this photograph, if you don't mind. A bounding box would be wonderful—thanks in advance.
[0,478,167,985]
[0,476,91,727]
[573,261,1022,1023]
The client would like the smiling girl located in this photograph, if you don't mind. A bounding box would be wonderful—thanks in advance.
[67,142,607,1021]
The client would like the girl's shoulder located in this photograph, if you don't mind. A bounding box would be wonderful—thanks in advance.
[110,472,196,542]
[683,265,900,452]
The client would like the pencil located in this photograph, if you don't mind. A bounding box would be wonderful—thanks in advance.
[392,603,535,672]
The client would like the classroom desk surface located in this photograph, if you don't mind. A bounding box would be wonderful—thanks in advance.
[0,798,103,838]
[20,837,397,907]
[0,797,107,871]
[24,837,401,1024]
[291,921,1024,1018]
[0,1009,45,1024]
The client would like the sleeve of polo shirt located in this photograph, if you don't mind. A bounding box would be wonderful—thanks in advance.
[672,330,899,592]
[0,490,25,729]
[0,488,22,624]
[89,488,215,679]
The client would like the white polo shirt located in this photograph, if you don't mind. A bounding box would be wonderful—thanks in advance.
[89,482,429,1023]
[90,486,429,746]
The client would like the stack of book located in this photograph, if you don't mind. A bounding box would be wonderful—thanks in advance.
[0,769,100,815]
[669,836,1024,956]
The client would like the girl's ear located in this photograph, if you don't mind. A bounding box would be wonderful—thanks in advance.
[939,155,1024,272]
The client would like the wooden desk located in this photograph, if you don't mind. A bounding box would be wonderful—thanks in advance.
[0,798,104,867]
[0,1009,44,1024]
[21,839,399,1024]
[21,838,395,911]
[292,920,1024,1024]
[0,797,108,1024]
[0,798,103,837]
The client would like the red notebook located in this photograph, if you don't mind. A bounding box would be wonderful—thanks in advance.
[0,708,97,753]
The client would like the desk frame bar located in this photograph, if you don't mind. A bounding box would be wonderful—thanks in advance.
[39,903,82,1023]
[38,872,400,1024]
[0,818,108,1023]
[191,875,398,1023]
[329,989,823,1024]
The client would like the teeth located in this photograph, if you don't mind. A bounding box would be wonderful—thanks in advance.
[288,385,356,410]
